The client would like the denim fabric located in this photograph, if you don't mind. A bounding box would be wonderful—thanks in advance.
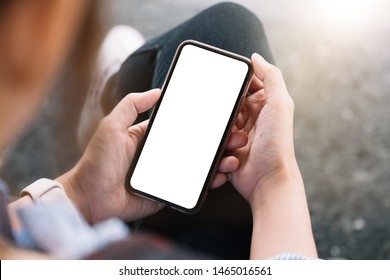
[115,2,273,101]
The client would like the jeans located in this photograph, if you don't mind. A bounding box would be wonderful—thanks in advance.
[115,2,273,259]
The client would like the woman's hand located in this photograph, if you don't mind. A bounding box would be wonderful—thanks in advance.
[231,54,317,259]
[231,53,298,206]
[58,88,245,224]
[58,89,162,223]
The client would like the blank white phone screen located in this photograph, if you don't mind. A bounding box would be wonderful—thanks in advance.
[130,43,250,210]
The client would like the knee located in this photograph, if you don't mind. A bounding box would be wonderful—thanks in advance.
[208,2,252,15]
[206,2,264,29]
[199,2,267,57]
[202,2,266,43]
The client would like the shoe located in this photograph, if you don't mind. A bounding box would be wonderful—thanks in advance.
[78,25,145,149]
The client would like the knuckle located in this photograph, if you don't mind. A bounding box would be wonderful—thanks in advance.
[121,94,135,109]
[272,92,295,113]
[266,64,282,76]
[99,115,120,132]
[279,94,294,110]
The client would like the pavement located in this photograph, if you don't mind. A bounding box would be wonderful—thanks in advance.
[1,0,390,259]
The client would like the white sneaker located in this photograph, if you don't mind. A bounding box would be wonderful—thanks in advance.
[78,25,145,149]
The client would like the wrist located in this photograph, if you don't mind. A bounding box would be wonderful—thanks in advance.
[20,178,66,203]
[56,168,91,223]
[10,178,81,232]
[247,165,317,259]
[249,164,304,211]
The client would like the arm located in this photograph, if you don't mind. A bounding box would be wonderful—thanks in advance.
[57,88,245,223]
[232,53,317,259]
[7,89,164,227]
[3,90,164,259]
[6,87,244,226]
[250,167,316,259]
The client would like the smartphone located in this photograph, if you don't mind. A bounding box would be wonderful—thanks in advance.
[126,40,253,213]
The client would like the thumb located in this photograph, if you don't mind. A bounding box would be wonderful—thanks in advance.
[108,89,161,127]
[251,53,288,97]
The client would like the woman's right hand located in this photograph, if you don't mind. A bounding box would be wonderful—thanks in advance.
[231,54,317,259]
[231,53,299,206]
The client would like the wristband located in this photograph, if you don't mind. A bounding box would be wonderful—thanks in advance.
[20,178,69,204]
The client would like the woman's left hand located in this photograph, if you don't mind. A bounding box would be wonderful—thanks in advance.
[58,88,246,224]
[58,89,163,223]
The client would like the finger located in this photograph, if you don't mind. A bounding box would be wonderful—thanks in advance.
[234,107,247,130]
[246,88,266,107]
[251,53,288,96]
[109,89,161,127]
[218,156,239,173]
[210,173,229,189]
[127,120,149,145]
[225,131,248,150]
[234,90,265,131]
[248,75,263,94]
[128,119,149,131]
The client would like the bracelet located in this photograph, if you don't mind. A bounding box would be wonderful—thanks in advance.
[20,178,68,204]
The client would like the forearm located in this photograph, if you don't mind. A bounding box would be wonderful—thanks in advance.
[8,175,84,231]
[249,168,317,259]
[55,168,91,223]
